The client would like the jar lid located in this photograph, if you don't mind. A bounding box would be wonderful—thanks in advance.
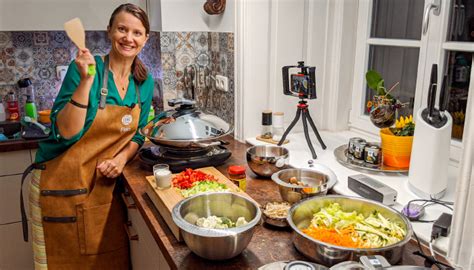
[228,165,246,175]
[18,78,32,88]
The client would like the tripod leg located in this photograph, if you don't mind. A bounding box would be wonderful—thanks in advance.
[302,112,317,159]
[304,110,327,149]
[278,108,301,145]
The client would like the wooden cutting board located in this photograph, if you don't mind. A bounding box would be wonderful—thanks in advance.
[144,166,255,241]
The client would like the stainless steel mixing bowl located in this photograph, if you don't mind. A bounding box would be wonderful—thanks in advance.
[172,192,261,260]
[246,145,289,177]
[287,195,413,266]
[272,168,331,204]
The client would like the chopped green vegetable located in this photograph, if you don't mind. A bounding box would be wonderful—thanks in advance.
[180,181,229,198]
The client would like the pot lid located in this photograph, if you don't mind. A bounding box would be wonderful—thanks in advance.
[140,98,232,143]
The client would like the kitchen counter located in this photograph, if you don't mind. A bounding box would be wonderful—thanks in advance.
[122,136,443,269]
[0,138,43,152]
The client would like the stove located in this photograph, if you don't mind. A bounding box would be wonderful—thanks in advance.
[138,145,232,173]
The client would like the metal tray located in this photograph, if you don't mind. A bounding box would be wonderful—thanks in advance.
[333,144,408,174]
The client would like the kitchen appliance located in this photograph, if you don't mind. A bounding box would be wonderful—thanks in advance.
[139,98,233,172]
[278,61,326,159]
[408,64,452,199]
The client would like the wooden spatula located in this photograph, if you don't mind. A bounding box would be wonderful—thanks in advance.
[64,17,96,76]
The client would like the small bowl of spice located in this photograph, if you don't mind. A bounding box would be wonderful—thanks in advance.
[261,201,291,228]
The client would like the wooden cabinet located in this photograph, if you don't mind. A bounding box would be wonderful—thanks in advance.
[0,0,148,31]
[124,192,170,270]
[0,149,34,270]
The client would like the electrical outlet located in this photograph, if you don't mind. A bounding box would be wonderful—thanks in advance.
[56,66,68,81]
[215,75,229,91]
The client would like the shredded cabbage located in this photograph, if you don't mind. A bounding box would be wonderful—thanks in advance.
[308,203,406,248]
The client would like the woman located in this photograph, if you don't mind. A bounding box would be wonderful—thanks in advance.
[21,4,153,269]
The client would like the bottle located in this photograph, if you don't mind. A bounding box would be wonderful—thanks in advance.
[272,112,285,142]
[0,101,6,122]
[148,104,155,122]
[227,165,247,191]
[18,78,38,120]
[6,91,19,121]
[261,110,272,139]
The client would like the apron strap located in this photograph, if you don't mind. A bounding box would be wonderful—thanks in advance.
[20,163,46,242]
[100,55,142,110]
[99,56,110,110]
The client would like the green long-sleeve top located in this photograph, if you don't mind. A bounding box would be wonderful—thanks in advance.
[35,56,153,163]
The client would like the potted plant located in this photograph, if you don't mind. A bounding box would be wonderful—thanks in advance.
[365,70,403,128]
[380,115,415,168]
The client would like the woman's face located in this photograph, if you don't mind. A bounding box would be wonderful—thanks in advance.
[108,11,148,59]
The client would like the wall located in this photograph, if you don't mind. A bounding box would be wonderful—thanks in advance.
[160,0,234,32]
[160,32,235,127]
[235,0,359,141]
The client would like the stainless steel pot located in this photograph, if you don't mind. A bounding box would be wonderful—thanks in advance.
[140,98,233,149]
[287,195,413,266]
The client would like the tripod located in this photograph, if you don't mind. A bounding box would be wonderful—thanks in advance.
[278,99,326,159]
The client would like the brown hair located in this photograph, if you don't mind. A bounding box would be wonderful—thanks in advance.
[109,3,150,84]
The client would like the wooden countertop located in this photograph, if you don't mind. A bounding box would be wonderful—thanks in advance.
[122,136,437,269]
[0,138,42,152]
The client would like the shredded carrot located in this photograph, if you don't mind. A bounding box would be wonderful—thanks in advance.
[302,225,363,248]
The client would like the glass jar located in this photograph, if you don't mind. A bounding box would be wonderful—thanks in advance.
[153,164,172,189]
[227,165,247,191]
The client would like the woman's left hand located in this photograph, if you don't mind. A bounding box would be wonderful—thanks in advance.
[97,158,126,178]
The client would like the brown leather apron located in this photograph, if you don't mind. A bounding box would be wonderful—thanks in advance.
[25,56,141,269]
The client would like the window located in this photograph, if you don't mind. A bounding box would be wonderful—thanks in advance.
[351,0,474,161]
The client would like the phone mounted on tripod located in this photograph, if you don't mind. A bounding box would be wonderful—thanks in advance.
[282,61,316,100]
[278,61,326,159]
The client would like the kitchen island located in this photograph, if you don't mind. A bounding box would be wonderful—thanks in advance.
[122,136,438,269]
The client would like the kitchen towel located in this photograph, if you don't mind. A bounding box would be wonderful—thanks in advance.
[447,83,474,269]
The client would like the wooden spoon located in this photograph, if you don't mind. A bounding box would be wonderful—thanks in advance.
[64,17,96,76]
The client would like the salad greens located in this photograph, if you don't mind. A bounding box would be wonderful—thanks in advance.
[309,203,406,248]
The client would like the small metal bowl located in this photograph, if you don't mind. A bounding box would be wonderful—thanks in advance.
[272,168,330,204]
[261,202,291,228]
[246,145,290,178]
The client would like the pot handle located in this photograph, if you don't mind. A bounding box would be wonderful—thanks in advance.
[194,140,229,148]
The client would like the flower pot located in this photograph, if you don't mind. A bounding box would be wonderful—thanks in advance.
[380,128,413,168]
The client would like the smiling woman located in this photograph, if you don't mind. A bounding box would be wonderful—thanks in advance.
[21,3,155,270]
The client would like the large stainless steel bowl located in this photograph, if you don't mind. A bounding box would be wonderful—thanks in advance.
[287,195,413,266]
[246,145,290,177]
[272,168,332,204]
[172,192,261,260]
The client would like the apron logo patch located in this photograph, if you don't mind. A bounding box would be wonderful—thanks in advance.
[122,114,133,126]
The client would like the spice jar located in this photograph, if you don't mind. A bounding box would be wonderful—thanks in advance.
[261,110,272,139]
[227,165,247,191]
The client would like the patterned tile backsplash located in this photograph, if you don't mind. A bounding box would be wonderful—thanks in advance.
[0,31,234,127]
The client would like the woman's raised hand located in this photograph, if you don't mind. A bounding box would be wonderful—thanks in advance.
[75,48,96,80]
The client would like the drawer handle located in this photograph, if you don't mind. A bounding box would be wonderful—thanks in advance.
[124,221,139,241]
[121,192,136,209]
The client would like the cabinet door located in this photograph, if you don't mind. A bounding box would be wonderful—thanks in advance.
[0,174,30,224]
[0,222,34,270]
[0,150,31,176]
[0,0,147,31]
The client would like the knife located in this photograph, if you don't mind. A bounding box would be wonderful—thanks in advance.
[439,74,449,112]
[427,64,438,119]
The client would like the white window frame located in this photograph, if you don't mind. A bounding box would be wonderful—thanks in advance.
[349,0,473,162]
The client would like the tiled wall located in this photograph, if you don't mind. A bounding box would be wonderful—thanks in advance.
[0,31,234,126]
[0,31,162,112]
[161,32,234,127]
